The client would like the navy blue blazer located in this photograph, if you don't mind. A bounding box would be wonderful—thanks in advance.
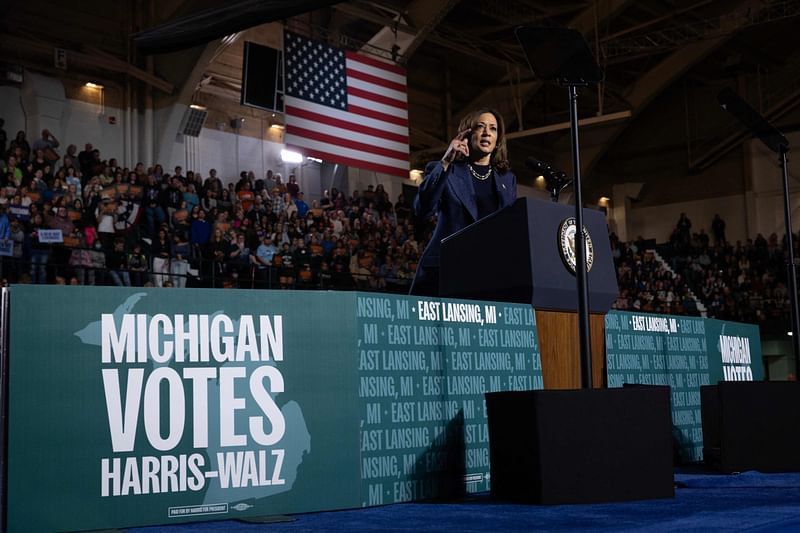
[410,160,517,295]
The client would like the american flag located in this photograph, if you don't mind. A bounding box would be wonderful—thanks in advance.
[283,31,410,178]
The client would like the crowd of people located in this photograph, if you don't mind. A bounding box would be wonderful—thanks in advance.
[0,124,795,332]
[610,234,702,317]
[611,212,793,333]
[0,125,425,291]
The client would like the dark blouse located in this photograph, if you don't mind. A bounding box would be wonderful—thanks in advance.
[470,163,499,220]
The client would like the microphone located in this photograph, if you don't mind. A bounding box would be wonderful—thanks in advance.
[525,157,567,180]
[526,157,571,202]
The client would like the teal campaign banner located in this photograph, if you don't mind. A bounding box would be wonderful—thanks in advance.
[604,311,762,462]
[6,286,542,532]
[704,318,763,383]
[356,295,542,504]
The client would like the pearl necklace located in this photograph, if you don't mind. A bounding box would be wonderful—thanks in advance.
[468,163,492,181]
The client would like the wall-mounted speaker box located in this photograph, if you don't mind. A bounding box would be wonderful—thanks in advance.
[702,381,800,472]
[179,107,208,137]
[241,41,283,112]
[486,386,674,504]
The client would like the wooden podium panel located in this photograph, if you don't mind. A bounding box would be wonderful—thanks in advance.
[535,310,606,389]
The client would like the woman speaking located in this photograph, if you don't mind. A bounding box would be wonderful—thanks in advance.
[410,107,517,296]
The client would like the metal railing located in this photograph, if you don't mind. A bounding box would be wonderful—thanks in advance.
[0,255,414,293]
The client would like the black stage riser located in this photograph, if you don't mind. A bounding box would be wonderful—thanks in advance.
[702,381,800,473]
[486,386,674,504]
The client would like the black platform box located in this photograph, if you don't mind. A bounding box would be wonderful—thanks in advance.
[486,386,674,504]
[701,381,800,472]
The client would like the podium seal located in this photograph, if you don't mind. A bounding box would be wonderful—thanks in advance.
[558,217,594,274]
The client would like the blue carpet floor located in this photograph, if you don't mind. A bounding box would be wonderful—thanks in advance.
[129,471,800,532]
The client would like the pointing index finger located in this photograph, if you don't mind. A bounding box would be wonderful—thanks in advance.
[456,128,472,140]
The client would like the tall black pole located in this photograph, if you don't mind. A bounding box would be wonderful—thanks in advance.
[779,148,800,375]
[568,85,593,389]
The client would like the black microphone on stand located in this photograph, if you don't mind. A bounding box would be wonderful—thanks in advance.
[525,157,571,202]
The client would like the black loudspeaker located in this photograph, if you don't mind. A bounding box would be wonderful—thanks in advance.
[486,386,674,504]
[701,381,800,472]
[241,41,283,112]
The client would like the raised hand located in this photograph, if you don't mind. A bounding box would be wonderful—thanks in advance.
[440,128,472,170]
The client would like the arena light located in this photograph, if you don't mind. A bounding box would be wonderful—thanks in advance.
[189,104,207,111]
[281,149,303,163]
[85,82,104,89]
[306,156,323,163]
[598,196,610,207]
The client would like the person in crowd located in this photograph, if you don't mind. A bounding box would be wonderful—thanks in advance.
[48,205,74,238]
[206,227,228,287]
[227,232,251,279]
[87,239,107,285]
[127,242,148,287]
[295,191,310,219]
[218,188,233,214]
[88,149,105,180]
[65,166,81,197]
[64,143,78,163]
[263,169,277,192]
[253,235,277,289]
[293,238,311,284]
[172,166,185,184]
[3,155,23,186]
[394,194,411,221]
[165,177,183,222]
[28,213,50,284]
[267,188,283,220]
[7,217,24,282]
[143,174,166,236]
[78,143,94,177]
[711,214,726,247]
[95,198,116,250]
[0,118,7,158]
[31,149,49,174]
[237,180,255,211]
[170,231,191,288]
[333,190,346,210]
[183,183,200,213]
[172,200,191,234]
[676,212,692,249]
[204,168,222,196]
[107,238,131,286]
[374,184,390,213]
[277,241,295,289]
[31,128,59,154]
[410,107,517,296]
[190,207,211,256]
[151,227,171,287]
[283,193,297,220]
[273,173,286,195]
[68,237,92,285]
[9,131,30,162]
[0,204,9,272]
[234,171,249,192]
[286,174,300,199]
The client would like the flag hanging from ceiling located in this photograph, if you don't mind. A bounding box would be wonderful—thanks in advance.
[283,30,410,178]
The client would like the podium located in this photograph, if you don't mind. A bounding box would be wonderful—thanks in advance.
[441,198,674,504]
[440,197,618,389]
